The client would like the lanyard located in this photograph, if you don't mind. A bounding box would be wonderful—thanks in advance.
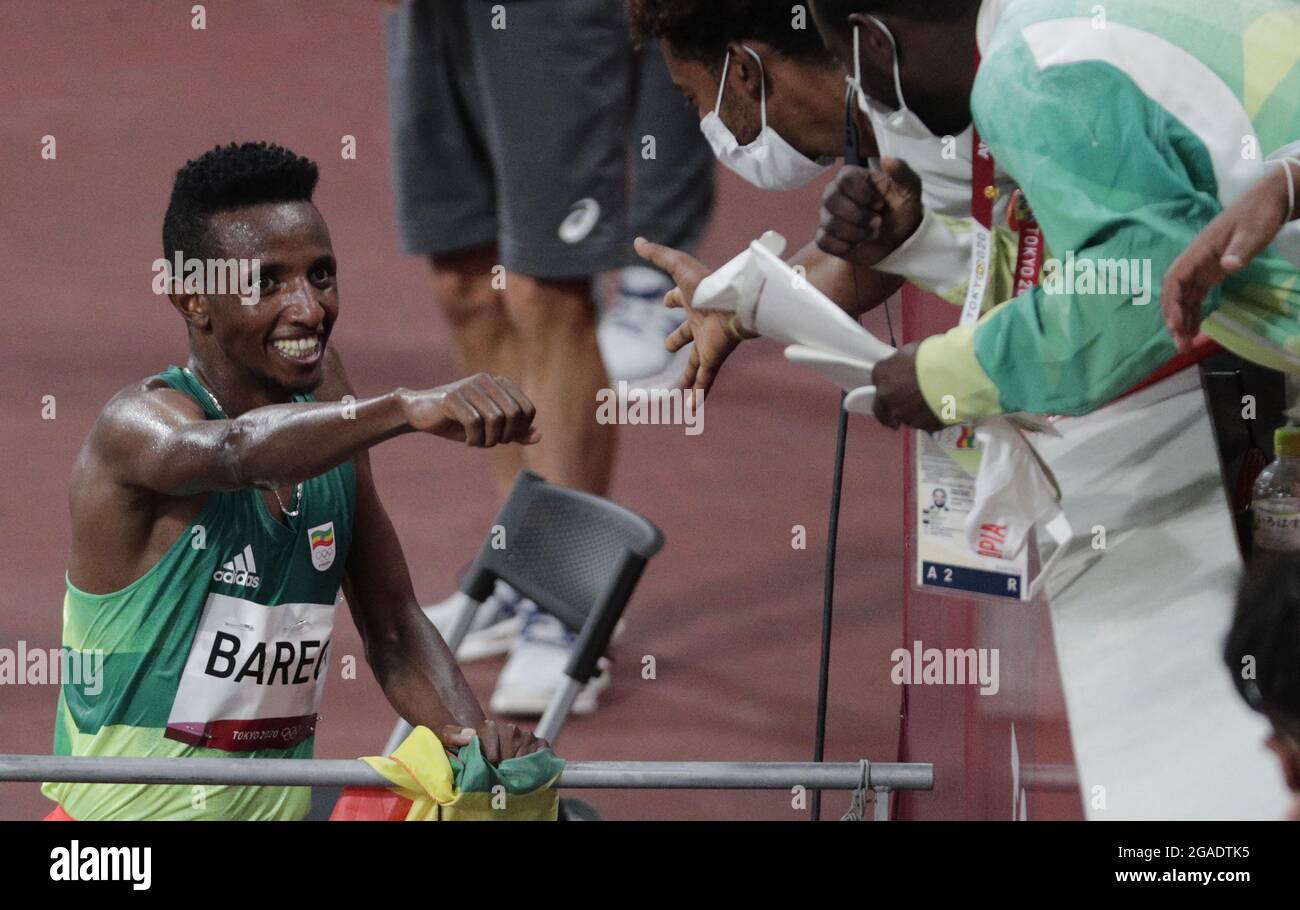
[961,50,1044,327]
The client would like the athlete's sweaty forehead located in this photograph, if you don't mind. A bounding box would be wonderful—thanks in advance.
[204,201,334,273]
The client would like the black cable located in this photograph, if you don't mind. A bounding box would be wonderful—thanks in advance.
[810,396,849,821]
[810,88,880,821]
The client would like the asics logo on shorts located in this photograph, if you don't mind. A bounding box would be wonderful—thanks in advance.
[213,544,261,589]
[558,198,601,244]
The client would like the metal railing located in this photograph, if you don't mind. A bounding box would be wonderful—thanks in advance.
[0,754,932,792]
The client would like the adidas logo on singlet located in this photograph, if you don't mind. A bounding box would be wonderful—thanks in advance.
[213,544,261,589]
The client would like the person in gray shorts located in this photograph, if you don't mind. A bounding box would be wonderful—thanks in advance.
[599,38,717,389]
[384,0,712,715]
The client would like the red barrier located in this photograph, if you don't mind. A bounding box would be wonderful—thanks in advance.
[896,287,1083,820]
[330,787,411,821]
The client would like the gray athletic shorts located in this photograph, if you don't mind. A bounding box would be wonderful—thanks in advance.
[384,0,633,279]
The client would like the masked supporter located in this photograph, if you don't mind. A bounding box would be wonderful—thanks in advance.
[809,0,1300,429]
[803,0,1300,809]
[626,0,1022,397]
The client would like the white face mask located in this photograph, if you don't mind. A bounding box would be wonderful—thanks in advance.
[843,20,983,219]
[700,47,832,191]
[846,19,938,158]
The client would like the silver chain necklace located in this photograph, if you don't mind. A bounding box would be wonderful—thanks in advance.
[182,367,303,519]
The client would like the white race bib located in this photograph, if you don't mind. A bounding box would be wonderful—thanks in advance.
[166,592,337,752]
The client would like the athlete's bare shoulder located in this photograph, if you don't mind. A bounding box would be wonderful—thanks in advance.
[80,376,209,483]
[68,376,215,593]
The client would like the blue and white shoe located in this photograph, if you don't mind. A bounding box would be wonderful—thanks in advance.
[597,266,690,390]
[489,603,611,718]
[422,581,527,662]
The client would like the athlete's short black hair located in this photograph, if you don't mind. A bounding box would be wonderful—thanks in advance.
[810,0,981,32]
[626,0,834,66]
[162,141,319,263]
[1225,554,1300,740]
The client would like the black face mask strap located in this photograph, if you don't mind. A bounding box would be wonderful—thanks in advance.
[844,82,866,168]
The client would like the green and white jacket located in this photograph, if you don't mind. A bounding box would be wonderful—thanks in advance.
[885,0,1300,421]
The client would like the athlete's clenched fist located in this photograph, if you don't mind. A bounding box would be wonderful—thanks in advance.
[402,373,541,447]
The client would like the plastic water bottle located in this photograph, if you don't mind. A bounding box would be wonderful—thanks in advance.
[1252,426,1300,551]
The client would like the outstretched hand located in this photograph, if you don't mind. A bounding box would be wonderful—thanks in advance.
[634,236,751,398]
[1163,162,1296,352]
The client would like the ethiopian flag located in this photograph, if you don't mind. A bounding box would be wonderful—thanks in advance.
[307,522,337,572]
[330,726,564,821]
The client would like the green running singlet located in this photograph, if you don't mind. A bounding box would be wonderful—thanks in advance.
[44,365,356,820]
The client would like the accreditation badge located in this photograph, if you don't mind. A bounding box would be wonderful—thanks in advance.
[914,427,1029,602]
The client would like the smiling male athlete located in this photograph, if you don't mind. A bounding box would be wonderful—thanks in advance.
[43,142,546,821]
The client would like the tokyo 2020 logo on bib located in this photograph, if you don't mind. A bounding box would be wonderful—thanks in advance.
[307,522,336,572]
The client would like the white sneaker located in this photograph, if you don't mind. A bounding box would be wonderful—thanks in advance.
[489,605,611,718]
[598,266,691,389]
[422,582,526,662]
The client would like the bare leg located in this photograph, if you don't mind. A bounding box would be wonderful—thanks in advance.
[504,274,616,496]
[429,246,523,496]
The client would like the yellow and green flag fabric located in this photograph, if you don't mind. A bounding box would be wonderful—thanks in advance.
[332,726,564,821]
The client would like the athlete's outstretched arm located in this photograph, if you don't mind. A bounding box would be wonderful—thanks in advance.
[321,354,547,762]
[90,367,540,498]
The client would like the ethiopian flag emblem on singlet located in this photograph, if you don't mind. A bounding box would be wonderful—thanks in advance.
[308,522,336,572]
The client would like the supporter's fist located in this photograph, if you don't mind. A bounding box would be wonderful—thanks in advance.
[817,156,924,269]
[405,374,540,447]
